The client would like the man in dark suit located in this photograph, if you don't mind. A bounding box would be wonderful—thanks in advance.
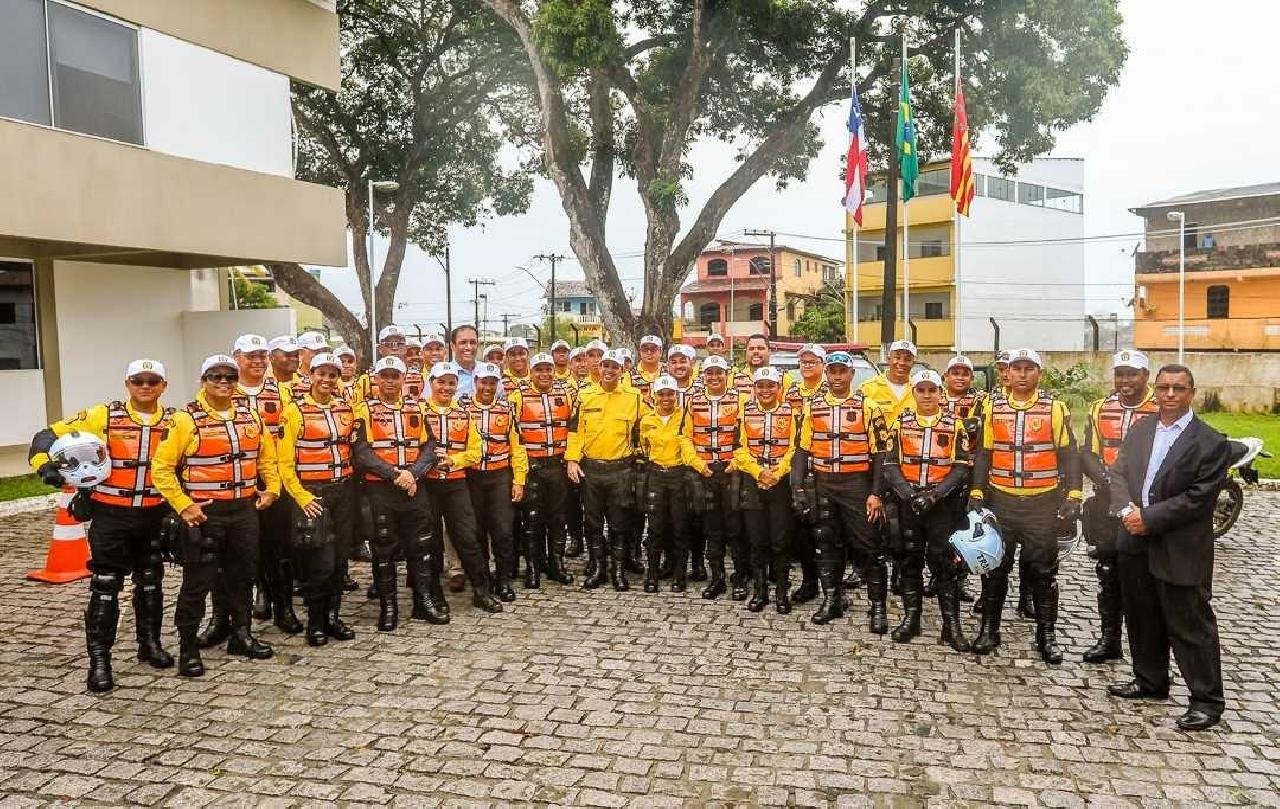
[1106,363,1231,731]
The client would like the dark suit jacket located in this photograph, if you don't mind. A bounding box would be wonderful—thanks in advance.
[1108,414,1231,587]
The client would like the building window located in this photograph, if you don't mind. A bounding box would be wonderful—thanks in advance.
[578,301,587,316]
[0,0,52,126]
[698,302,720,326]
[917,168,951,197]
[793,258,801,278]
[986,176,1015,202]
[747,303,764,321]
[0,262,39,370]
[1044,186,1084,214]
[925,301,944,320]
[972,174,986,197]
[748,257,771,275]
[1206,285,1230,319]
[706,258,728,276]
[1017,182,1045,206]
[786,299,798,320]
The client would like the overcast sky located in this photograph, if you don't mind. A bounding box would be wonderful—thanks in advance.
[314,0,1280,332]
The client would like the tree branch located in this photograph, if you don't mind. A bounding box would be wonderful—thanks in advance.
[587,70,614,221]
[269,262,373,365]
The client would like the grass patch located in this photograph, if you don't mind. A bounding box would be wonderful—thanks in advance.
[0,473,56,503]
[1200,412,1280,478]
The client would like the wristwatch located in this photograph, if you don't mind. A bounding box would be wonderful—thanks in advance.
[1118,504,1135,519]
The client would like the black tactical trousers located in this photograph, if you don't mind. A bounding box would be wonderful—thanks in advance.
[423,478,492,590]
[579,459,632,560]
[742,476,793,581]
[467,467,516,579]
[644,465,689,574]
[700,469,747,580]
[291,479,355,600]
[522,458,570,568]
[174,500,258,634]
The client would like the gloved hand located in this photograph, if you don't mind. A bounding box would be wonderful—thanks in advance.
[1057,499,1082,522]
[967,492,985,516]
[37,462,64,488]
[158,511,183,564]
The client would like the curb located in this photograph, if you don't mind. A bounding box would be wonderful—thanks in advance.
[0,493,59,518]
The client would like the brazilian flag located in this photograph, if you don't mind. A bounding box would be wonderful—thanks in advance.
[897,50,919,201]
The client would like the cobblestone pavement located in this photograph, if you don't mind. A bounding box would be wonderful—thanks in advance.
[0,495,1277,807]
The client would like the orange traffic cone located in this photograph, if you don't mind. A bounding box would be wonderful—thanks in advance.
[26,487,91,584]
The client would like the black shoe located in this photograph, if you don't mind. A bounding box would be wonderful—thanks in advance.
[136,635,174,670]
[791,579,818,604]
[657,559,675,580]
[411,590,450,624]
[746,577,768,612]
[196,611,232,649]
[226,628,274,659]
[1175,709,1220,732]
[611,564,630,592]
[86,647,113,693]
[1108,680,1168,700]
[1017,589,1036,620]
[133,586,173,669]
[523,563,541,590]
[1082,636,1123,664]
[625,556,645,576]
[252,584,272,621]
[472,588,504,613]
[671,576,687,594]
[775,583,791,614]
[868,601,889,635]
[494,574,517,603]
[546,553,574,585]
[377,595,398,632]
[842,570,863,590]
[343,574,359,593]
[890,610,920,642]
[326,598,356,641]
[643,579,658,593]
[1037,625,1063,665]
[178,634,204,678]
[305,601,328,647]
[701,578,726,600]
[271,588,303,635]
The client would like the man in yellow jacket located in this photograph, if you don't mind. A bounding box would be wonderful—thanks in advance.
[860,339,918,425]
[152,355,281,678]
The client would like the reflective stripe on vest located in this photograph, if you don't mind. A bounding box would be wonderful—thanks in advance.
[404,369,425,400]
[294,400,354,482]
[91,401,174,508]
[1096,394,1158,468]
[236,378,284,435]
[989,394,1059,489]
[517,384,571,458]
[181,402,261,500]
[469,400,515,471]
[809,396,872,474]
[688,391,741,462]
[426,405,470,480]
[897,410,958,487]
[364,399,422,481]
[743,400,794,465]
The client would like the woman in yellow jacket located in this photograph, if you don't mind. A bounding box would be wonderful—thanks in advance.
[637,374,696,593]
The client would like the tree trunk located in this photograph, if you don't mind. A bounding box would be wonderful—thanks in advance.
[268,262,374,366]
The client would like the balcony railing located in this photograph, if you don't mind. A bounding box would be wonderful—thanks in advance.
[1136,242,1280,274]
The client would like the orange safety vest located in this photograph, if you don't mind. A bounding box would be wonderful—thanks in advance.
[516,383,572,458]
[687,390,741,463]
[289,374,313,399]
[425,403,470,480]
[363,399,423,482]
[1095,394,1158,468]
[946,391,983,421]
[629,364,665,398]
[404,368,426,400]
[467,399,515,471]
[92,401,175,508]
[180,401,261,500]
[897,410,959,487]
[785,380,826,411]
[293,399,355,482]
[502,374,530,397]
[742,400,794,465]
[808,395,873,474]
[236,378,285,436]
[988,393,1060,490]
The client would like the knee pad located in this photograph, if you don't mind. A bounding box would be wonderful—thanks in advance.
[293,513,318,548]
[135,563,162,587]
[90,571,124,595]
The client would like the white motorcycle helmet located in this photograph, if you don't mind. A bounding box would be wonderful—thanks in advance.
[47,432,110,488]
[949,508,1005,575]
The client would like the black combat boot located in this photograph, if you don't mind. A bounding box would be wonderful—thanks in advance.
[701,556,726,599]
[866,558,890,635]
[729,566,749,601]
[657,548,675,580]
[523,530,542,589]
[178,630,204,678]
[610,541,630,592]
[1082,560,1123,663]
[670,550,688,593]
[305,599,328,646]
[1016,558,1036,620]
[565,532,584,558]
[226,626,274,659]
[372,561,398,631]
[413,555,450,624]
[774,571,792,615]
[582,536,607,589]
[1034,576,1063,665]
[810,559,844,625]
[643,541,660,593]
[791,556,819,604]
[746,569,768,612]
[134,582,174,669]
[272,560,303,635]
[545,539,574,585]
[85,583,119,693]
[690,554,708,582]
[326,594,356,641]
[937,575,971,653]
[196,592,232,649]
[472,584,504,613]
[624,526,645,575]
[493,568,516,602]
[890,566,922,643]
[971,576,1008,655]
[252,574,272,621]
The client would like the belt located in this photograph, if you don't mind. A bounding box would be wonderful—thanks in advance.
[647,462,684,474]
[581,458,631,471]
[529,456,565,470]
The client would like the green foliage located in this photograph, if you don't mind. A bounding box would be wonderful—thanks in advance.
[791,282,846,343]
[231,278,280,310]
[533,0,622,76]
[0,474,54,503]
[1199,412,1280,478]
[540,315,586,347]
[1042,362,1108,416]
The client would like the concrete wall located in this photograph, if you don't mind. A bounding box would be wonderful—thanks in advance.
[919,349,1280,413]
[0,370,47,448]
[178,309,295,399]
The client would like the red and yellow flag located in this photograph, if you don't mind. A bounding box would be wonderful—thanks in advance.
[950,84,975,217]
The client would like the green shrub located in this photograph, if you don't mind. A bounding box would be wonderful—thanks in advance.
[1042,362,1108,416]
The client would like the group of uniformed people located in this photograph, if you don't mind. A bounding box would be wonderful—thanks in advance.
[31,323,1159,695]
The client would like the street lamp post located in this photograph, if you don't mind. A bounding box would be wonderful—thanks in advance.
[366,178,401,355]
[1167,210,1186,363]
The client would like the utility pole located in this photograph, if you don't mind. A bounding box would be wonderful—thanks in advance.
[500,313,513,337]
[467,278,495,331]
[479,293,490,335]
[743,228,779,337]
[533,253,569,342]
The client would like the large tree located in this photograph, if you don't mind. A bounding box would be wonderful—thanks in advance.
[480,0,1126,341]
[270,0,537,364]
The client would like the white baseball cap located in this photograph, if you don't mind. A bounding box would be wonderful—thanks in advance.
[639,335,663,348]
[297,331,329,351]
[309,352,341,372]
[652,374,678,393]
[504,336,529,352]
[475,362,502,380]
[373,356,406,375]
[995,350,1012,366]
[200,354,237,376]
[798,343,827,361]
[702,356,730,372]
[484,344,505,358]
[1009,348,1043,368]
[335,346,356,359]
[601,349,625,366]
[550,339,571,351]
[423,330,446,347]
[1112,350,1149,371]
[233,334,268,354]
[617,348,633,361]
[706,333,725,345]
[268,335,300,353]
[585,339,607,353]
[911,369,944,388]
[404,336,422,349]
[125,359,166,380]
[569,347,585,359]
[378,325,405,342]
[888,339,918,356]
[429,361,460,380]
[946,355,974,372]
[530,352,554,367]
[752,367,782,385]
[668,344,696,360]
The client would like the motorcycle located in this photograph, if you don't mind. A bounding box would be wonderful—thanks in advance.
[1213,437,1270,539]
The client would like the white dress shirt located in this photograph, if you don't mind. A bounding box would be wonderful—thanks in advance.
[1141,409,1193,507]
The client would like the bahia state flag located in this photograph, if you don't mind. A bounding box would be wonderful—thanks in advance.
[844,84,870,225]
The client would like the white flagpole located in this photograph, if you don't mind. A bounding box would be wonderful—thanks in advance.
[901,33,911,341]
[845,36,859,343]
[953,27,962,354]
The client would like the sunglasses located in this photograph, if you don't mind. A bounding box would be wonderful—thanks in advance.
[128,376,164,387]
[205,372,239,383]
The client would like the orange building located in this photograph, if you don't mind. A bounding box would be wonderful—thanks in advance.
[1131,182,1280,351]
